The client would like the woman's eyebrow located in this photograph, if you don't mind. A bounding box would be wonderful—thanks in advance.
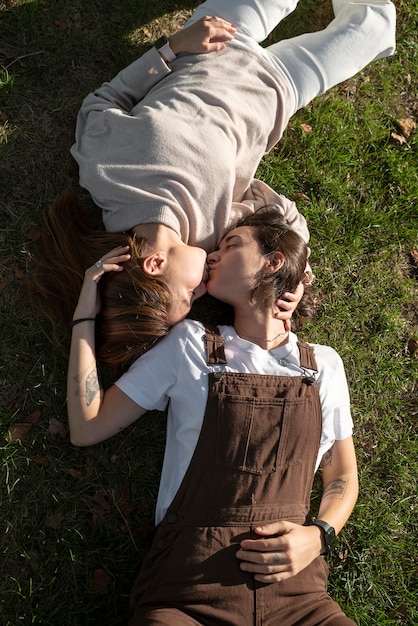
[222,234,242,245]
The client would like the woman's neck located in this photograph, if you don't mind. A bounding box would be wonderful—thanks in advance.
[233,308,288,350]
[133,223,181,249]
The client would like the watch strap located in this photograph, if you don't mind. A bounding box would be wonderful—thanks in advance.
[154,36,176,63]
[311,519,336,554]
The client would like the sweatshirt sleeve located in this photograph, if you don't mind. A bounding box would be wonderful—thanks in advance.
[72,47,172,145]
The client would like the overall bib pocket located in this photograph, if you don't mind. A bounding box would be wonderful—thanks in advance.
[216,395,313,474]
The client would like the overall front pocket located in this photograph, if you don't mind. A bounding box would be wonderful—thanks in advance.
[216,394,313,474]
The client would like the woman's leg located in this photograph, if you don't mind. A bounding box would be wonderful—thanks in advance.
[185,0,299,42]
[265,0,396,113]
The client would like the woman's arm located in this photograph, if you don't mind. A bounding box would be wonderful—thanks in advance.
[236,436,358,583]
[75,17,236,117]
[67,246,147,447]
[315,435,359,537]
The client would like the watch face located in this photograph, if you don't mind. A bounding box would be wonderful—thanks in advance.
[155,36,168,50]
[327,527,336,551]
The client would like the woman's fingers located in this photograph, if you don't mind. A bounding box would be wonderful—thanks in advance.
[87,245,131,282]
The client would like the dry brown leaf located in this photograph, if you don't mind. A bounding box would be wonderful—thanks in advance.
[396,117,416,139]
[406,338,418,358]
[55,20,68,31]
[48,417,68,437]
[90,569,112,595]
[5,410,41,442]
[32,455,50,468]
[68,468,83,479]
[390,131,407,145]
[294,192,310,201]
[24,410,42,424]
[45,511,63,530]
[0,111,9,123]
[300,123,312,134]
[5,423,33,442]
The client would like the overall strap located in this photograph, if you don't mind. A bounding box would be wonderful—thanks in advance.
[204,325,227,366]
[297,341,318,371]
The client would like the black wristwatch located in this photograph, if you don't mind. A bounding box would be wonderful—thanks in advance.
[312,520,336,554]
[154,36,176,63]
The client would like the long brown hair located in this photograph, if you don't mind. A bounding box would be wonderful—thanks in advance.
[30,192,171,370]
[234,207,316,320]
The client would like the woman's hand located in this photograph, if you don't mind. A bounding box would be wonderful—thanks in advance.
[72,245,131,320]
[274,282,304,331]
[169,16,236,55]
[236,521,323,584]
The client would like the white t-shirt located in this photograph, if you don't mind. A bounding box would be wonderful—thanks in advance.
[116,320,353,524]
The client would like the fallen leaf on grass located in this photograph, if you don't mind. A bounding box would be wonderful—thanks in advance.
[338,548,348,562]
[294,192,310,202]
[6,423,33,442]
[300,123,312,134]
[390,131,408,145]
[45,511,63,530]
[32,455,51,467]
[48,417,68,437]
[55,19,68,31]
[406,338,418,358]
[396,117,416,139]
[67,468,83,479]
[5,410,42,442]
[24,410,42,424]
[391,117,416,146]
[90,568,112,595]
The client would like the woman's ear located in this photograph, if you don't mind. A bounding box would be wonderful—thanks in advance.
[142,251,167,276]
[266,251,285,273]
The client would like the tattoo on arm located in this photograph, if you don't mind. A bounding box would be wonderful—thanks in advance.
[322,478,347,501]
[86,370,101,406]
[72,367,102,406]
[321,444,334,468]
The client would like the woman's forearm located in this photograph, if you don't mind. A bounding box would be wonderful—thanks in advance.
[316,471,359,534]
[67,322,104,445]
[316,438,359,536]
[66,246,132,446]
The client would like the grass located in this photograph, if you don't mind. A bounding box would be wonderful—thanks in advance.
[1,0,417,624]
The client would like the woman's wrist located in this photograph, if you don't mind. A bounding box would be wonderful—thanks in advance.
[69,317,96,330]
[167,32,183,56]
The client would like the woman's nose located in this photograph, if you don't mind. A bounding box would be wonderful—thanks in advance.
[207,251,218,264]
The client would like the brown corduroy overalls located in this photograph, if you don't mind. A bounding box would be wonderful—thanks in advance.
[130,328,355,626]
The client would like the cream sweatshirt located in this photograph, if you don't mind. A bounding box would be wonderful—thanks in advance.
[70,42,307,252]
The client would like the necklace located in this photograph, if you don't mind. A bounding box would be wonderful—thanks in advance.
[236,329,288,343]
